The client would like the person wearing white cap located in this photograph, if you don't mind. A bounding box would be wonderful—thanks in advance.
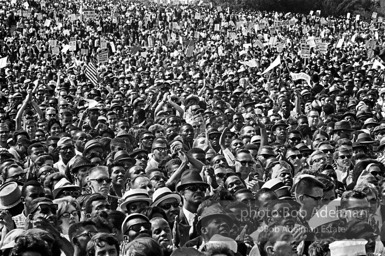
[151,187,181,223]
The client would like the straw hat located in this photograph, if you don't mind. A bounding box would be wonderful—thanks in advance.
[0,182,22,210]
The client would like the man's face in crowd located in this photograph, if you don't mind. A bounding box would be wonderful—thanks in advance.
[30,146,46,162]
[88,110,99,122]
[299,187,323,220]
[6,165,26,183]
[152,142,168,162]
[269,202,297,230]
[343,197,370,222]
[124,217,151,242]
[72,225,98,254]
[225,176,245,194]
[273,125,287,141]
[30,203,58,227]
[45,109,57,121]
[107,113,118,130]
[308,110,320,127]
[201,216,230,240]
[94,243,118,256]
[74,131,88,152]
[90,199,110,219]
[88,168,111,197]
[116,121,129,133]
[236,151,256,180]
[59,142,75,162]
[0,125,9,143]
[140,133,155,149]
[181,184,206,205]
[158,198,180,223]
[151,219,172,249]
[132,176,154,197]
[179,125,194,142]
[242,125,256,137]
[148,170,166,190]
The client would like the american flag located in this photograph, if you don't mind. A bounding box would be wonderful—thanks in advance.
[85,61,98,86]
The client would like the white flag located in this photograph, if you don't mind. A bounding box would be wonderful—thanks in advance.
[262,55,281,74]
[0,57,8,69]
[239,59,258,68]
[373,59,385,70]
[290,72,311,86]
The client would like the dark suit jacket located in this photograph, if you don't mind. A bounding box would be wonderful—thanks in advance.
[176,208,198,247]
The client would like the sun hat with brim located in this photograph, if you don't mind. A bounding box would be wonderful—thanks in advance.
[120,189,152,212]
[83,139,102,154]
[175,169,209,192]
[261,178,285,191]
[70,157,94,173]
[52,178,81,199]
[151,187,181,207]
[0,182,22,210]
[197,204,233,229]
[258,146,276,156]
[121,213,150,235]
[362,118,379,129]
[0,229,24,250]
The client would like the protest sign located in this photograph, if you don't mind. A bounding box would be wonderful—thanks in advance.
[97,49,108,63]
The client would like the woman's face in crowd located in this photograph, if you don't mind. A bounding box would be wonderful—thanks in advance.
[50,123,61,136]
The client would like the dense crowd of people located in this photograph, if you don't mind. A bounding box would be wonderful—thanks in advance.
[1,0,385,255]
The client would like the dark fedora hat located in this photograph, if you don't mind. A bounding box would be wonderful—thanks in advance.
[333,121,354,131]
[176,169,209,192]
[114,150,135,163]
[271,120,288,132]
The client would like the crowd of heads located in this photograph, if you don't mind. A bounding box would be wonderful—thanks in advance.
[2,0,385,255]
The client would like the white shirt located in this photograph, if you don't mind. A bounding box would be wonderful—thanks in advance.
[183,207,196,227]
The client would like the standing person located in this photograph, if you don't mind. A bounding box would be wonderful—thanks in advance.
[175,170,209,247]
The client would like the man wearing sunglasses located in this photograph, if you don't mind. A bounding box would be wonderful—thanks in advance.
[68,220,98,256]
[121,213,152,242]
[27,197,74,256]
[87,166,112,198]
[175,169,209,247]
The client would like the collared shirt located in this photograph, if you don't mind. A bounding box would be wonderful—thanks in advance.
[13,211,27,229]
[183,207,196,227]
[54,157,67,175]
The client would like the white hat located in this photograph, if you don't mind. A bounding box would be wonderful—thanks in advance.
[151,187,181,207]
[329,240,367,256]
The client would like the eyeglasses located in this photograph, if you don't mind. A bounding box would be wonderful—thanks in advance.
[60,146,74,151]
[159,202,180,210]
[289,137,301,142]
[135,154,149,160]
[154,147,168,152]
[304,194,322,202]
[184,185,207,192]
[35,204,58,215]
[321,149,334,154]
[60,190,81,198]
[339,155,351,159]
[127,202,148,212]
[127,222,151,233]
[238,160,254,166]
[89,178,112,184]
[60,211,79,219]
[215,173,226,179]
[75,231,98,240]
[312,157,325,163]
[289,154,302,159]
[142,136,154,140]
